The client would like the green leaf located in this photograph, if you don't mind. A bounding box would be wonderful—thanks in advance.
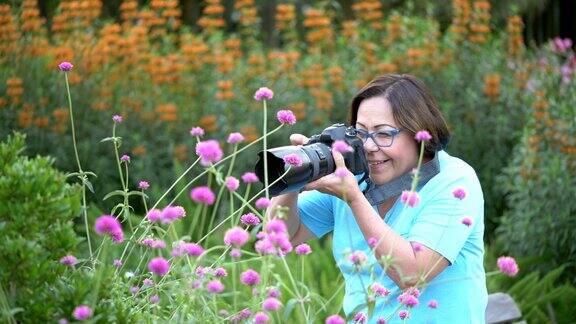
[282,298,299,321]
[103,190,126,201]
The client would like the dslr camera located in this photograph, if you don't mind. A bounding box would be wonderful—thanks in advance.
[254,123,369,196]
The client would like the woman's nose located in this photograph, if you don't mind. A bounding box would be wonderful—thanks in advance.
[363,136,380,152]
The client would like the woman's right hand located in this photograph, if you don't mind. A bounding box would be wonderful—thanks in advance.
[289,134,309,146]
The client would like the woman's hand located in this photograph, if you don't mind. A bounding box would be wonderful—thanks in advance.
[289,133,309,146]
[303,150,363,204]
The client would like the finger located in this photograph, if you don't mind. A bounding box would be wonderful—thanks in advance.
[332,150,346,169]
[290,134,309,146]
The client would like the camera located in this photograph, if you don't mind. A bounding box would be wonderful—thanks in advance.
[254,123,370,196]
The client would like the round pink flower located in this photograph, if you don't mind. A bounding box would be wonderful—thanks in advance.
[254,87,274,101]
[230,248,242,258]
[240,213,261,226]
[428,299,438,309]
[213,267,228,277]
[94,215,124,243]
[143,278,154,286]
[283,153,302,167]
[172,242,204,257]
[497,256,519,277]
[241,172,259,183]
[120,154,130,163]
[130,286,139,294]
[190,186,216,205]
[452,187,467,200]
[398,293,419,307]
[461,216,473,227]
[227,132,245,144]
[112,115,123,123]
[150,294,160,303]
[349,250,367,266]
[224,226,250,247]
[240,269,261,286]
[295,243,312,255]
[376,318,387,324]
[262,297,282,311]
[400,190,420,207]
[225,176,240,191]
[161,205,186,223]
[267,287,281,298]
[113,259,122,267]
[72,305,92,321]
[325,314,345,324]
[353,312,367,323]
[276,109,297,125]
[414,130,432,142]
[195,140,223,166]
[332,140,353,153]
[334,167,349,178]
[138,180,150,190]
[411,242,423,252]
[265,219,287,234]
[148,257,170,276]
[146,209,162,222]
[370,283,390,297]
[206,280,225,294]
[255,197,271,209]
[399,310,410,320]
[60,255,77,266]
[58,61,74,72]
[254,311,269,324]
[367,237,378,248]
[190,127,205,137]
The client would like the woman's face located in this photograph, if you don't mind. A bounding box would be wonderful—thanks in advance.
[355,96,419,185]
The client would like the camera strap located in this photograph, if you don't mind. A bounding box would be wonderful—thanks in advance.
[361,152,440,206]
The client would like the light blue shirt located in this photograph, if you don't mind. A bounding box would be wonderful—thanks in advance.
[298,151,487,323]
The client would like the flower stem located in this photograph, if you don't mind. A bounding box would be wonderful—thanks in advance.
[263,100,269,200]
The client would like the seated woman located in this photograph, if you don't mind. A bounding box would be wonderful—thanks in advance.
[268,74,487,323]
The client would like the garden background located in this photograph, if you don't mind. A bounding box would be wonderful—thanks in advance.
[0,0,575,323]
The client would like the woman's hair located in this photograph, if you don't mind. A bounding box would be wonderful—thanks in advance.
[348,74,451,157]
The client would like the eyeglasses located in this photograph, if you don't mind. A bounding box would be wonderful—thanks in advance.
[351,126,402,148]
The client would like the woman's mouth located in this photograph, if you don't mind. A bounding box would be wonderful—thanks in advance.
[368,159,390,167]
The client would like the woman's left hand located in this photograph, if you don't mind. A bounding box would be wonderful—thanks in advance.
[303,150,363,204]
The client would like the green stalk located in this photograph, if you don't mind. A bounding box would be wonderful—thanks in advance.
[64,72,93,259]
[280,257,309,322]
[263,99,270,200]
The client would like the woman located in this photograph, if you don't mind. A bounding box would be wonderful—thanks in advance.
[268,74,487,323]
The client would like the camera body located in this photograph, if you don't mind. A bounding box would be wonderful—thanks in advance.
[254,123,369,196]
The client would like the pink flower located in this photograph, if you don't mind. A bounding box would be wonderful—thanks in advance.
[411,242,423,252]
[267,287,281,298]
[120,154,130,163]
[94,215,124,243]
[262,297,282,311]
[397,292,419,307]
[172,242,204,257]
[283,153,302,167]
[461,216,473,227]
[353,312,367,323]
[190,127,205,137]
[367,237,378,248]
[72,305,92,320]
[148,257,170,276]
[138,180,150,190]
[240,269,261,286]
[428,299,438,309]
[195,140,223,166]
[60,255,77,266]
[225,176,240,191]
[332,140,353,153]
[206,280,225,294]
[130,286,139,294]
[224,226,250,247]
[161,205,186,223]
[398,310,410,320]
[143,278,154,286]
[400,190,420,207]
[230,248,242,258]
[452,187,467,200]
[254,312,269,324]
[113,259,122,267]
[497,256,519,277]
[325,314,345,324]
[414,130,432,142]
[213,267,228,277]
[370,283,390,297]
[112,115,123,123]
[146,209,162,222]
[58,61,74,72]
[349,250,367,266]
[254,87,274,101]
[255,197,271,209]
[150,294,160,303]
[227,132,245,144]
[190,186,216,205]
[295,243,312,255]
[240,213,261,226]
[276,110,297,125]
[334,167,349,178]
[376,318,387,324]
[265,219,287,234]
[241,172,259,183]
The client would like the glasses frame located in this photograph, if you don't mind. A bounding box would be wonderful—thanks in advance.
[352,126,403,148]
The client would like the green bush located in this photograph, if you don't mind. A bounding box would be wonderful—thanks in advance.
[0,132,82,322]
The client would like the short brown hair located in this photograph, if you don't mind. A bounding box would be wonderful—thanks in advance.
[349,74,450,157]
